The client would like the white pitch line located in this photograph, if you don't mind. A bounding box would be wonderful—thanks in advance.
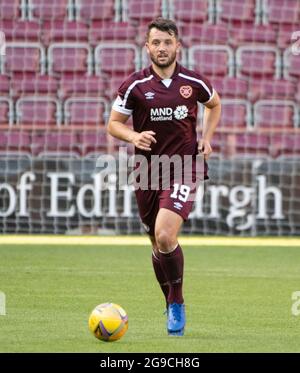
[0,235,299,247]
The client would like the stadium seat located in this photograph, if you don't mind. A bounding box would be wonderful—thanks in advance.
[2,42,46,75]
[210,77,248,99]
[42,21,89,45]
[16,96,62,126]
[0,0,23,20]
[216,0,258,23]
[28,0,71,21]
[228,24,277,47]
[218,99,252,129]
[106,75,128,100]
[283,48,300,81]
[11,74,59,98]
[248,79,296,102]
[74,0,116,22]
[94,43,140,76]
[188,45,234,77]
[89,21,137,46]
[270,134,300,158]
[262,0,300,25]
[254,100,298,128]
[31,131,80,157]
[0,75,10,95]
[170,0,213,23]
[179,23,229,48]
[0,20,40,42]
[124,0,163,23]
[63,97,109,126]
[78,130,109,155]
[59,75,107,100]
[234,133,270,155]
[236,45,281,79]
[277,25,297,50]
[47,43,92,76]
[0,131,31,153]
[0,97,13,125]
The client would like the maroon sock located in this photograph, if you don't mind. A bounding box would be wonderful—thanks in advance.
[152,251,169,308]
[159,244,184,304]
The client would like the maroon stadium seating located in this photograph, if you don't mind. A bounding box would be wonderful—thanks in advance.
[248,79,296,102]
[262,0,300,25]
[3,43,45,75]
[217,0,257,23]
[94,43,139,76]
[29,0,70,20]
[59,75,107,100]
[0,0,22,20]
[75,0,115,22]
[218,99,252,129]
[0,131,31,153]
[172,0,210,23]
[179,23,229,48]
[11,74,59,98]
[63,97,109,126]
[125,0,162,23]
[48,43,92,76]
[228,24,277,47]
[254,100,297,128]
[0,20,41,42]
[89,21,137,46]
[189,45,234,77]
[16,96,61,125]
[210,77,249,99]
[236,45,280,78]
[0,75,10,95]
[31,131,80,156]
[42,21,89,45]
[78,130,109,155]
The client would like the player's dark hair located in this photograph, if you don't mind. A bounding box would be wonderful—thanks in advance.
[147,17,179,40]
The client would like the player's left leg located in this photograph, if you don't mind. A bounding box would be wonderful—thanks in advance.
[154,208,185,336]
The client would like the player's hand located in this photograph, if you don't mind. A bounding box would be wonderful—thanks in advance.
[131,131,157,151]
[198,139,212,160]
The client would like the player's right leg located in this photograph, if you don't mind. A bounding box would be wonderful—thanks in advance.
[154,208,185,336]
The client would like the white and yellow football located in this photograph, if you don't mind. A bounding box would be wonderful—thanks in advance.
[88,303,128,342]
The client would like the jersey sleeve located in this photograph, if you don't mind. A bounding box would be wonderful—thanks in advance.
[196,74,215,104]
[112,78,136,116]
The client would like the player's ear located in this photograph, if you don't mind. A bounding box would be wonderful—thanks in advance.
[145,42,150,55]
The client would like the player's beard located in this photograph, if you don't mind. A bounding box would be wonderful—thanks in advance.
[150,50,177,68]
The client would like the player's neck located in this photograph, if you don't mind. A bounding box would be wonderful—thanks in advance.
[151,62,177,80]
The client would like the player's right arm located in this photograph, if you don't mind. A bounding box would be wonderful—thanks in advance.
[107,109,156,152]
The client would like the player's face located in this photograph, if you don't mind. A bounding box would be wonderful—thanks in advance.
[146,28,180,68]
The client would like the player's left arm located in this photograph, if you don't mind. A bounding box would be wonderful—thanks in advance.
[198,91,221,160]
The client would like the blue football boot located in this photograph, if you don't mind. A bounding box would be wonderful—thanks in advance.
[167,303,185,336]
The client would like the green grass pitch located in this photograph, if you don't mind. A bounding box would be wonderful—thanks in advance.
[0,236,300,352]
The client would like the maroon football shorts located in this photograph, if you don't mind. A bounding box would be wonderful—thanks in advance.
[134,160,208,236]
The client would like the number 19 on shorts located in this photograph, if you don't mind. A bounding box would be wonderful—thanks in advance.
[170,184,191,203]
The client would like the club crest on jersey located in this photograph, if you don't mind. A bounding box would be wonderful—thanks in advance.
[180,85,193,98]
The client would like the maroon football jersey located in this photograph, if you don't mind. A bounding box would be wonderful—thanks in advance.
[112,63,214,158]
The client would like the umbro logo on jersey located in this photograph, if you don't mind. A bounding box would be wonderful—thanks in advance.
[173,202,183,210]
[145,92,155,100]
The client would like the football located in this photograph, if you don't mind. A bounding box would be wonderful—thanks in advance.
[88,303,128,342]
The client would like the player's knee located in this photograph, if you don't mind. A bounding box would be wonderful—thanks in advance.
[155,229,176,252]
